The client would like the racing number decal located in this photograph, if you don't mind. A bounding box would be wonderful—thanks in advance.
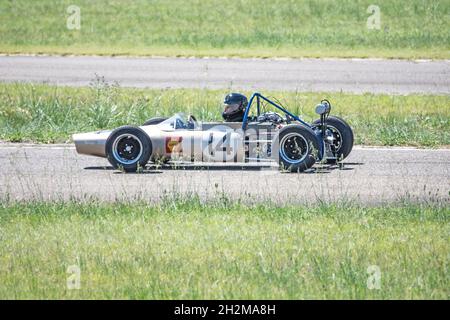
[208,133,214,156]
[208,132,234,161]
[209,132,233,154]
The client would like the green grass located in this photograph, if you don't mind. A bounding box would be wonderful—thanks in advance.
[0,200,448,299]
[0,0,449,59]
[0,82,449,147]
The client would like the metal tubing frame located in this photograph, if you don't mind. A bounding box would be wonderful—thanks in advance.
[241,92,324,159]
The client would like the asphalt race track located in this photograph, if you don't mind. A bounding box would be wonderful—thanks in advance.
[0,144,448,204]
[0,56,449,204]
[0,55,449,94]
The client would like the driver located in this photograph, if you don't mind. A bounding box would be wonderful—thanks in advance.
[222,93,248,122]
[221,93,283,124]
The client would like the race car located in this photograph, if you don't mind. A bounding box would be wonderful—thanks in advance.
[73,92,353,172]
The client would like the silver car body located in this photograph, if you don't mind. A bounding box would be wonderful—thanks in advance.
[72,114,262,163]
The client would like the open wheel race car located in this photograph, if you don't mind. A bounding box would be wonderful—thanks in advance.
[73,93,353,173]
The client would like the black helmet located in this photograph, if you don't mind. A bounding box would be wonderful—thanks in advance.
[222,93,248,122]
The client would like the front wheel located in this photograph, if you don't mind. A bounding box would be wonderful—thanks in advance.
[312,116,353,164]
[105,126,152,172]
[273,125,320,172]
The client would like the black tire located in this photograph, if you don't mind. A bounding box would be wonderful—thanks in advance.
[273,124,320,172]
[105,126,152,172]
[143,117,167,126]
[312,116,353,163]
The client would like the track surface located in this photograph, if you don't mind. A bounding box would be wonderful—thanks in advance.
[1,56,449,94]
[0,144,448,204]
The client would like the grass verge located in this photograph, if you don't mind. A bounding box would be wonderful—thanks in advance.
[0,0,449,59]
[0,200,448,299]
[0,82,449,147]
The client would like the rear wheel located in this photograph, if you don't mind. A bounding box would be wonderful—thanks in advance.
[274,125,320,172]
[105,126,152,172]
[313,116,353,163]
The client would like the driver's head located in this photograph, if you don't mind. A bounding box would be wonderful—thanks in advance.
[222,93,248,122]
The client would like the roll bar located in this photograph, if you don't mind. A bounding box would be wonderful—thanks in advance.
[241,93,311,130]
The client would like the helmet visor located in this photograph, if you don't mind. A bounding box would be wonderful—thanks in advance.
[223,103,241,116]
